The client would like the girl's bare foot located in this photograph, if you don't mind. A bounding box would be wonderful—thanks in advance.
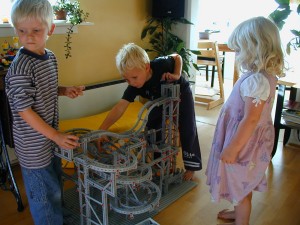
[217,209,235,220]
[183,170,194,181]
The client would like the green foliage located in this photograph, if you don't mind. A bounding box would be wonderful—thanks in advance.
[269,0,300,54]
[53,0,89,58]
[141,17,200,77]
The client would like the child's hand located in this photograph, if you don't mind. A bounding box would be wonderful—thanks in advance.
[220,147,238,164]
[64,86,85,99]
[96,135,110,150]
[161,72,179,82]
[53,132,80,149]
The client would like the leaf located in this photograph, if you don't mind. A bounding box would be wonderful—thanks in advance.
[141,29,148,40]
[190,50,201,55]
[286,42,291,55]
[275,0,290,4]
[176,42,185,52]
[192,62,200,71]
[173,17,194,25]
[269,4,291,30]
[291,29,300,36]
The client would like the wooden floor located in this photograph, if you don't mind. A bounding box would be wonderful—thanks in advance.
[1,78,300,225]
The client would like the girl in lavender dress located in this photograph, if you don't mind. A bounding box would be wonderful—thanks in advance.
[206,16,285,225]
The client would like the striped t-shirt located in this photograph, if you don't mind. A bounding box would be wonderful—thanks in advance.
[5,48,59,169]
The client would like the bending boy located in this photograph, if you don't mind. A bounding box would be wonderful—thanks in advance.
[99,43,202,181]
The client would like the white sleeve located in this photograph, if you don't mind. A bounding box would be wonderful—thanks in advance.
[240,73,270,107]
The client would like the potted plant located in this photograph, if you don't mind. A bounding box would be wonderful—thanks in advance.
[141,17,200,78]
[53,0,89,58]
[269,0,300,54]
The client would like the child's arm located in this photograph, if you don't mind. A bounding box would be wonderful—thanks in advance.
[19,108,79,149]
[220,97,265,164]
[161,54,183,82]
[96,99,130,147]
[99,99,130,130]
[58,86,85,98]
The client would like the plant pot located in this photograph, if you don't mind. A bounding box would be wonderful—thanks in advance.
[199,32,210,40]
[54,9,67,20]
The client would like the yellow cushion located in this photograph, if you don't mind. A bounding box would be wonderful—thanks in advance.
[59,101,144,132]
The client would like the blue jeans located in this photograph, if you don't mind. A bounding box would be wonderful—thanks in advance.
[21,156,63,225]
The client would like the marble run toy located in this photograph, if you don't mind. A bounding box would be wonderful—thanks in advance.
[55,83,183,225]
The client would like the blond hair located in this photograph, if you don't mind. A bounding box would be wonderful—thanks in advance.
[228,16,284,77]
[116,43,150,76]
[11,0,53,30]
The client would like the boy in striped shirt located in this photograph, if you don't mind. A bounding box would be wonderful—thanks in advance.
[5,0,84,224]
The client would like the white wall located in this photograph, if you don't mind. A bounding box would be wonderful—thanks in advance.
[59,82,128,120]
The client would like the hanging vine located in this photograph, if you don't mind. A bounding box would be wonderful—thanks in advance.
[53,0,89,58]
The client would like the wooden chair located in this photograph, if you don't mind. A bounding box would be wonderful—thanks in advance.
[195,41,224,110]
[198,51,225,88]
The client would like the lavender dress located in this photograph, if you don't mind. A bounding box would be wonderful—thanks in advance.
[206,72,277,205]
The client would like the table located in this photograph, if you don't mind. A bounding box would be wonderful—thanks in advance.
[217,43,239,84]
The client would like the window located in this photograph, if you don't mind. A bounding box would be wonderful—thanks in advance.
[0,1,12,23]
[197,0,300,73]
[197,0,278,42]
[0,0,57,23]
[0,0,91,37]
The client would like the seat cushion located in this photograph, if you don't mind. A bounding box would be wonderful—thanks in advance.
[59,101,144,133]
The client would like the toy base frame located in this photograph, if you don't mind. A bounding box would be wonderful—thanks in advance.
[62,180,197,225]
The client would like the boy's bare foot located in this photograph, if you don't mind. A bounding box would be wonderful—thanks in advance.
[183,170,194,181]
[217,209,235,220]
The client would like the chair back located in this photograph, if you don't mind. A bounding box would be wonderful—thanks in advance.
[197,41,221,67]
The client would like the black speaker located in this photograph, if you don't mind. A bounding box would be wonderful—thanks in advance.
[152,0,185,19]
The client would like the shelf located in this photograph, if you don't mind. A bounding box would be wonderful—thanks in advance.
[281,117,300,129]
[284,99,300,111]
[0,21,93,37]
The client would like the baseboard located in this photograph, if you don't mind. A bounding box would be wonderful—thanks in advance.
[5,145,18,165]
